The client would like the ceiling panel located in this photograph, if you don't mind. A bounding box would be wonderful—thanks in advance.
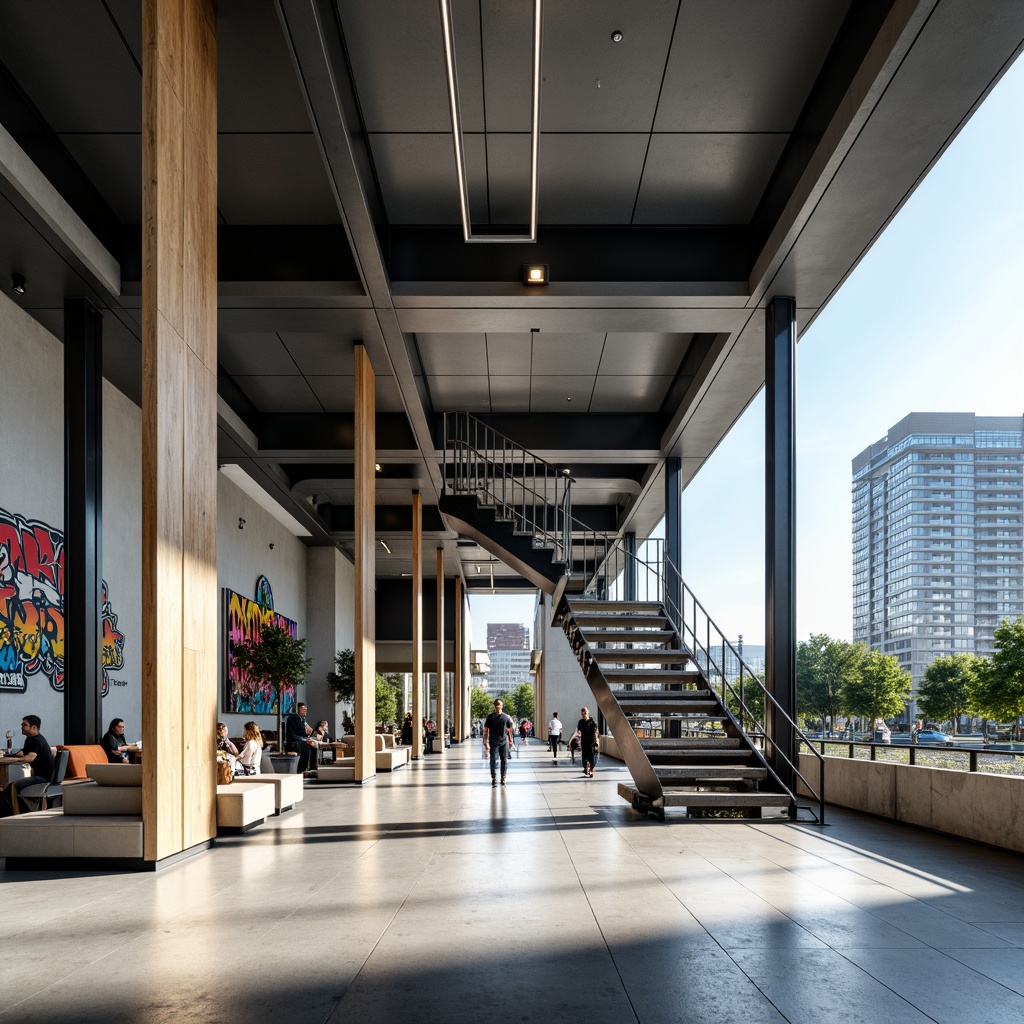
[0,5,140,133]
[534,135,649,223]
[234,375,322,413]
[488,375,531,413]
[426,375,491,411]
[654,1,850,132]
[486,333,532,375]
[59,133,141,224]
[417,334,488,376]
[531,333,606,375]
[280,333,358,376]
[598,334,692,376]
[219,333,299,376]
[218,136,341,225]
[370,134,488,225]
[305,375,353,413]
[501,1,678,133]
[530,375,596,412]
[375,375,407,413]
[591,375,674,413]
[634,134,789,225]
[218,0,314,132]
[338,0,484,132]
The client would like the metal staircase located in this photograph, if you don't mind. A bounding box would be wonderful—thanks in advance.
[441,412,824,822]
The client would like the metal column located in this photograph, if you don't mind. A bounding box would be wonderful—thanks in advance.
[64,297,104,744]
[765,296,797,791]
[665,459,682,737]
[623,532,636,601]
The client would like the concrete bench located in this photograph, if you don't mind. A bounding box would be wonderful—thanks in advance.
[0,808,144,860]
[317,757,355,782]
[63,780,142,815]
[236,773,303,813]
[376,748,409,771]
[216,782,276,834]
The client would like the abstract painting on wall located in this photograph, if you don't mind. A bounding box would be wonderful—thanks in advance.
[223,575,298,714]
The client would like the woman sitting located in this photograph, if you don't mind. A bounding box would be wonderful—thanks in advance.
[237,721,264,775]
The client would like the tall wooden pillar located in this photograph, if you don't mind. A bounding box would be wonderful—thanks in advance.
[141,0,218,861]
[434,547,445,754]
[411,490,423,759]
[453,575,462,741]
[354,344,376,782]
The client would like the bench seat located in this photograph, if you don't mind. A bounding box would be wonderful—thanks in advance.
[0,809,143,858]
[216,782,276,833]
[376,748,409,771]
[63,780,142,815]
[235,773,303,813]
[317,760,355,782]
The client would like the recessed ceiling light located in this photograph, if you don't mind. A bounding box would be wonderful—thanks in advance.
[523,264,549,285]
[11,273,26,295]
[374,463,382,473]
[380,539,392,555]
[611,30,623,43]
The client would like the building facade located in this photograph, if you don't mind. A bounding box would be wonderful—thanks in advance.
[484,623,532,698]
[852,413,1024,686]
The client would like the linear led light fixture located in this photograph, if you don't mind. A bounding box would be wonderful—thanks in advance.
[440,0,542,243]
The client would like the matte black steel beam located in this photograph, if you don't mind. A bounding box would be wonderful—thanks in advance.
[258,413,418,453]
[765,296,797,791]
[665,457,682,739]
[624,532,637,601]
[64,297,104,744]
[435,414,662,455]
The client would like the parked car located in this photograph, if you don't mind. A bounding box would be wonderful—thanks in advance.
[916,729,954,745]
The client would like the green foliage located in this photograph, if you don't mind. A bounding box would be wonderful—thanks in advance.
[232,624,313,747]
[843,648,910,722]
[374,674,399,725]
[971,618,1024,722]
[326,649,355,704]
[725,670,765,732]
[505,682,535,721]
[918,653,985,733]
[470,687,493,720]
[797,634,864,727]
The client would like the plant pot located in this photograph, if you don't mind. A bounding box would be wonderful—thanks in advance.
[268,753,300,774]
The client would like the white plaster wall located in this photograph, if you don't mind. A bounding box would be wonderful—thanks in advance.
[535,593,594,728]
[216,471,308,736]
[0,294,142,743]
[305,545,355,733]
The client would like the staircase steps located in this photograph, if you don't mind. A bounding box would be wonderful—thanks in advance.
[602,669,702,684]
[589,649,695,665]
[656,766,767,782]
[638,737,741,749]
[578,629,676,643]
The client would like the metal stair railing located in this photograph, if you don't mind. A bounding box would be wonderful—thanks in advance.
[443,411,825,822]
[443,411,575,567]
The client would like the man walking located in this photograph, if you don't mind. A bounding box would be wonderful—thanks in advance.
[483,698,515,787]
[547,711,563,764]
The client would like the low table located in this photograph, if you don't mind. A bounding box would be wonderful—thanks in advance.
[0,757,31,789]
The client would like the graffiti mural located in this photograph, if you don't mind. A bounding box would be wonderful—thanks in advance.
[0,505,126,696]
[223,576,299,714]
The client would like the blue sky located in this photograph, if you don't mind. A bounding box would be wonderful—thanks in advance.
[471,55,1024,649]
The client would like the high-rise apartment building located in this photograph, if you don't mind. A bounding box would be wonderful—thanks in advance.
[852,413,1024,686]
[485,623,532,697]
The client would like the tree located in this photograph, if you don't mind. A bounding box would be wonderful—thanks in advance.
[971,618,1024,728]
[918,653,984,734]
[506,682,534,721]
[374,674,398,725]
[797,634,863,730]
[326,649,355,703]
[843,648,910,724]
[231,624,313,750]
[725,670,765,733]
[470,687,493,720]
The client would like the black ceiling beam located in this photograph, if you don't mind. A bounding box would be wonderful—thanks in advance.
[389,226,751,284]
[319,504,447,533]
[259,413,418,453]
[435,414,663,455]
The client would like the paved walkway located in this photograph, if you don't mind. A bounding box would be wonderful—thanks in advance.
[3,742,1024,1023]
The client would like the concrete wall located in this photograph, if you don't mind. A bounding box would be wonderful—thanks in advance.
[798,753,1024,855]
[305,545,355,734]
[534,593,594,735]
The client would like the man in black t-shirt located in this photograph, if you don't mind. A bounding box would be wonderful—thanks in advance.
[483,698,515,788]
[1,714,54,815]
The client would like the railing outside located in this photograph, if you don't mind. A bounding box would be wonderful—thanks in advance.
[816,739,1024,775]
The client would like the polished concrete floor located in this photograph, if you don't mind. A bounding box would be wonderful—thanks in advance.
[3,742,1024,1024]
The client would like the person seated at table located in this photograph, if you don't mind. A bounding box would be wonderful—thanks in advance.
[101,718,133,763]
[285,702,318,775]
[313,720,331,742]
[1,715,55,816]
[400,713,414,746]
[237,721,264,776]
[216,722,239,757]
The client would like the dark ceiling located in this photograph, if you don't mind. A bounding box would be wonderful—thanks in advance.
[1,0,1021,591]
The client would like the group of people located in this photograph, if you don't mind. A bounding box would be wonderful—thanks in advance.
[547,709,600,777]
[480,701,602,786]
[216,720,268,775]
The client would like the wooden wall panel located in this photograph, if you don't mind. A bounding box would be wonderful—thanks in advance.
[454,576,462,741]
[411,491,423,760]
[142,0,217,862]
[354,345,376,783]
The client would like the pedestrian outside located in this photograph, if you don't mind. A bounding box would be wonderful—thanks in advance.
[483,698,515,787]
[575,707,600,778]
[547,711,563,764]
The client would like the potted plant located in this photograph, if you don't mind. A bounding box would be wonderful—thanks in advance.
[232,623,313,773]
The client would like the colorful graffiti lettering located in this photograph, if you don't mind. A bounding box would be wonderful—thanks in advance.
[0,506,126,696]
[224,580,298,714]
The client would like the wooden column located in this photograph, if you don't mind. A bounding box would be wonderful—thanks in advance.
[141,0,218,861]
[411,490,423,759]
[354,344,376,783]
[453,575,462,741]
[435,547,445,754]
